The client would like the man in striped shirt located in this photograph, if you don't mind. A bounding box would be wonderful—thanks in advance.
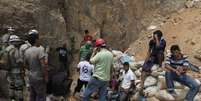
[165,44,200,101]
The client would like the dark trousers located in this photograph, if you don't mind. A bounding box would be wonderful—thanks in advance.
[74,79,88,93]
[29,79,46,101]
[0,70,9,98]
[142,53,164,72]
[60,62,69,76]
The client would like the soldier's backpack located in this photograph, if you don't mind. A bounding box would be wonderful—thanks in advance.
[0,45,15,70]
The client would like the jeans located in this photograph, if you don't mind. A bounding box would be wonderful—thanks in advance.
[82,77,108,101]
[165,71,200,101]
[60,62,69,76]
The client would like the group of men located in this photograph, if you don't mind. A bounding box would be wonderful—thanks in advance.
[0,27,200,101]
[75,30,200,101]
[0,27,48,101]
[141,30,200,101]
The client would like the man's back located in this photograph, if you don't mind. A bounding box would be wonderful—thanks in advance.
[80,45,92,61]
[91,49,113,81]
[78,61,94,82]
[25,46,45,80]
[56,47,68,62]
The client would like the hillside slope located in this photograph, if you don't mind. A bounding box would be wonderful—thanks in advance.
[129,1,201,67]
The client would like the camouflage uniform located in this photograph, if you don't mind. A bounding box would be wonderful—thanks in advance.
[0,39,10,99]
[6,45,24,101]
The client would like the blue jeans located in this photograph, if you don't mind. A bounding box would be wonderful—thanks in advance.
[165,71,200,101]
[82,77,108,101]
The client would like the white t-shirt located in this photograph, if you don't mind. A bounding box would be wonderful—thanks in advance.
[121,68,136,89]
[77,61,94,82]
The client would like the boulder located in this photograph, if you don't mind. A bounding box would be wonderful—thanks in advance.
[146,97,160,101]
[151,71,160,77]
[185,0,195,8]
[194,94,201,101]
[130,61,144,70]
[144,76,158,88]
[135,68,142,77]
[112,50,123,59]
[147,25,157,30]
[155,90,175,101]
[174,89,188,101]
[151,65,160,71]
[195,79,201,85]
[144,86,158,97]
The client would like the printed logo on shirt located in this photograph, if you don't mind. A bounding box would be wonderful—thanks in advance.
[82,65,89,73]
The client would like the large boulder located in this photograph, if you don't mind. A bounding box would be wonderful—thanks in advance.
[155,90,175,101]
[144,76,158,88]
[147,97,160,101]
[144,86,158,97]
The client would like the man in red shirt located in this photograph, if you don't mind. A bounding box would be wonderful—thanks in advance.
[81,30,93,47]
[83,30,92,42]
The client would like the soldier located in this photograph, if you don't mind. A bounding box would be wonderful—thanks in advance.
[6,35,24,101]
[0,27,15,99]
[1,27,15,47]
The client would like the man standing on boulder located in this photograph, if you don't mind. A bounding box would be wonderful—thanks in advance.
[82,38,113,101]
[165,45,200,101]
[140,30,166,94]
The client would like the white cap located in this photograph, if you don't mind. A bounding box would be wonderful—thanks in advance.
[9,35,21,42]
[28,29,39,35]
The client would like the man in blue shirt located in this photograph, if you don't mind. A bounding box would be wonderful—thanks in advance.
[165,45,200,101]
[140,30,166,94]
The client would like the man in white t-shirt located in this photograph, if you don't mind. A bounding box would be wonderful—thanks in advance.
[73,53,94,95]
[120,62,136,101]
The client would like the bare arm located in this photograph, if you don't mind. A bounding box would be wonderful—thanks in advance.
[145,49,151,61]
[165,64,177,72]
[165,64,182,75]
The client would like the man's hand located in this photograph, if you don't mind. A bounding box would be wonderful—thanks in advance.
[154,34,158,41]
[175,70,181,75]
[176,66,186,74]
[93,47,97,53]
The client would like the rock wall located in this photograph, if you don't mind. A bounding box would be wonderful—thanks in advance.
[0,0,186,50]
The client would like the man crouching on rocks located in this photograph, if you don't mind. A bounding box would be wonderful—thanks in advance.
[165,44,200,101]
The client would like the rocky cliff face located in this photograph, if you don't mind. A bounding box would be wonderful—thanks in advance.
[0,0,186,50]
